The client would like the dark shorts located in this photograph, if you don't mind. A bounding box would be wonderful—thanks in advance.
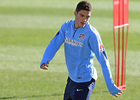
[63,77,96,100]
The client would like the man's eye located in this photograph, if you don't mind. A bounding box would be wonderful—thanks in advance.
[80,14,84,17]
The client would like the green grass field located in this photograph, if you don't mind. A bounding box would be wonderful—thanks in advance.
[0,0,140,100]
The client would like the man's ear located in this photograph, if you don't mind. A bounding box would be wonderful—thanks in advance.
[74,11,77,16]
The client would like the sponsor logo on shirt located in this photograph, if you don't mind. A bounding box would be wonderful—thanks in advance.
[79,33,85,41]
[65,37,83,47]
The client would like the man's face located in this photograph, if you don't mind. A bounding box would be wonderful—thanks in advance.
[74,10,92,29]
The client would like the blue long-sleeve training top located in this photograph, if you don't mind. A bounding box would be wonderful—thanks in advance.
[40,20,121,95]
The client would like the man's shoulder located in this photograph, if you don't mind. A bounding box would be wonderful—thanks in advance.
[64,20,74,25]
[86,24,102,42]
[61,20,74,29]
[86,23,99,36]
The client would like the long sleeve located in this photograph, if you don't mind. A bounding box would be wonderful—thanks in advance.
[40,24,65,66]
[89,32,121,95]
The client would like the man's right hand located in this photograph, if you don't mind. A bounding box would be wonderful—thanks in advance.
[40,61,50,70]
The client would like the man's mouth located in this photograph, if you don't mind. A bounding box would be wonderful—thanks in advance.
[81,22,85,26]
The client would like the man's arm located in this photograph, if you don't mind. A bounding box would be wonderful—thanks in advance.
[40,23,66,69]
[89,32,122,97]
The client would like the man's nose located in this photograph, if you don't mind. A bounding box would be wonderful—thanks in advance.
[83,18,87,22]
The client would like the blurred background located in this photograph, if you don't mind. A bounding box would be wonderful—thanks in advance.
[0,0,139,100]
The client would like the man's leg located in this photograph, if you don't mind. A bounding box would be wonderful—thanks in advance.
[64,77,96,100]
[73,78,96,100]
[63,77,73,100]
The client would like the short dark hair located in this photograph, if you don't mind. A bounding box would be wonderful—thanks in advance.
[76,1,92,13]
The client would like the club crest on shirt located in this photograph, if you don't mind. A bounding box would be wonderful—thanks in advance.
[100,44,108,59]
[79,33,85,41]
[100,44,104,50]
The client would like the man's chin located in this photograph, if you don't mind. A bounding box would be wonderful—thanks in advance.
[79,24,86,28]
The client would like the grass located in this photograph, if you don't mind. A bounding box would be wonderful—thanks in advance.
[0,0,140,100]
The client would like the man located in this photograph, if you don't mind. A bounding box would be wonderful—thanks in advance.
[40,1,122,100]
